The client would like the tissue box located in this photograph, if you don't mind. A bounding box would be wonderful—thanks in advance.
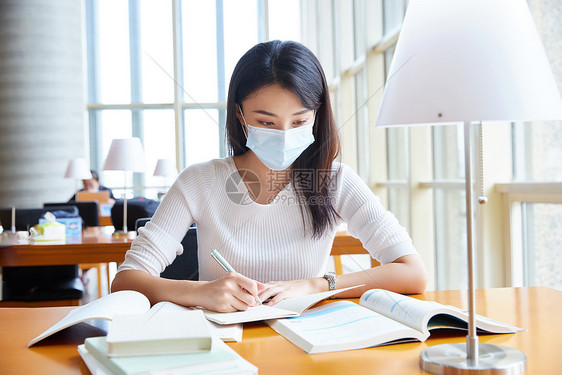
[39,217,82,237]
[32,221,66,242]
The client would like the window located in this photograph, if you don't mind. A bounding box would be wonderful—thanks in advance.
[302,0,562,291]
[84,0,300,199]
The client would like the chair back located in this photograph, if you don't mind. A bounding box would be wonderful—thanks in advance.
[111,198,159,231]
[44,202,100,227]
[0,207,77,231]
[135,219,198,281]
[135,217,151,232]
[160,226,199,281]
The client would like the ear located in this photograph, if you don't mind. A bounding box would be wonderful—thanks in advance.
[235,109,244,125]
[235,104,248,137]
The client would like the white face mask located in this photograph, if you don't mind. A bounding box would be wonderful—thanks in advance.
[239,106,315,171]
[245,123,315,170]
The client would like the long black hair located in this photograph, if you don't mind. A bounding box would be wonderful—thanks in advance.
[225,40,341,239]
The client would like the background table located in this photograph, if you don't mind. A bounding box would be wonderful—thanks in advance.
[0,229,359,267]
[0,287,559,374]
[0,227,133,267]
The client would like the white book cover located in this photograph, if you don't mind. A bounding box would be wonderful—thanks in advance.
[106,310,212,357]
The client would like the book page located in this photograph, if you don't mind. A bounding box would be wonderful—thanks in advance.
[359,289,442,331]
[201,285,361,325]
[267,301,426,354]
[426,304,523,333]
[28,291,150,347]
[202,304,297,325]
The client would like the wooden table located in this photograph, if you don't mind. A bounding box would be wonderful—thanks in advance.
[1,287,558,374]
[0,227,133,267]
[0,229,357,267]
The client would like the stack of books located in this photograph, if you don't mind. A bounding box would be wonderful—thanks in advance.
[78,309,257,375]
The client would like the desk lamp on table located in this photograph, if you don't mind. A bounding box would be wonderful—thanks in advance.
[375,0,562,373]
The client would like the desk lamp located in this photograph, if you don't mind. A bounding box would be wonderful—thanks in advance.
[64,157,93,193]
[375,0,562,373]
[153,158,178,188]
[103,138,146,234]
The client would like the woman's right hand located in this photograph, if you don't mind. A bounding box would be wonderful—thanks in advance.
[193,272,265,312]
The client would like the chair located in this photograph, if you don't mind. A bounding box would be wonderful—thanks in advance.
[112,198,159,231]
[75,191,113,226]
[135,219,199,281]
[0,207,84,307]
[330,232,380,275]
[44,202,108,299]
[160,227,199,281]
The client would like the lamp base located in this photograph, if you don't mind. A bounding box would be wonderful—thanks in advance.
[112,231,137,240]
[419,343,526,374]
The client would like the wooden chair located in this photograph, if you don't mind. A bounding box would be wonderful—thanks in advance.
[330,231,380,275]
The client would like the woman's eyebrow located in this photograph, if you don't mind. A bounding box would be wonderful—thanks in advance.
[253,109,277,117]
[252,109,311,117]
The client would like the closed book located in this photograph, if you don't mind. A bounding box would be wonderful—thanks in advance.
[106,310,212,357]
[84,336,250,375]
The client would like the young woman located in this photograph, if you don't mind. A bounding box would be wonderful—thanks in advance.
[111,40,427,312]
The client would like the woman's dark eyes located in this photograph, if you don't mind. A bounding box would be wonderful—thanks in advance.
[257,119,309,126]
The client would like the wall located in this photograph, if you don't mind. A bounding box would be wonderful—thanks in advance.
[0,0,86,209]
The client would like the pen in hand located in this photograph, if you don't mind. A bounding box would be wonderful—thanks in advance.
[210,249,262,305]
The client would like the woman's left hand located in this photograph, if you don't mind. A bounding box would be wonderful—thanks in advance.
[258,278,324,306]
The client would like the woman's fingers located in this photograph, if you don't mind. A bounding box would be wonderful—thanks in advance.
[202,273,264,312]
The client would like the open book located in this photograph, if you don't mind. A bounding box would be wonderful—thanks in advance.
[201,285,360,325]
[267,289,524,354]
[28,291,242,347]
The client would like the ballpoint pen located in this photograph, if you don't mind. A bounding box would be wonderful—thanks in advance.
[210,249,262,305]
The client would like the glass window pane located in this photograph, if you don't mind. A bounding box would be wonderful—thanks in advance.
[268,0,300,42]
[383,0,405,35]
[522,203,562,290]
[317,1,336,81]
[353,0,365,59]
[433,124,463,180]
[143,110,176,200]
[517,0,562,181]
[513,121,562,181]
[182,0,218,103]
[384,44,395,77]
[355,69,369,180]
[99,110,133,194]
[140,0,174,103]
[386,127,408,180]
[97,1,131,103]
[388,187,409,232]
[184,109,220,166]
[223,0,258,91]
[434,189,467,290]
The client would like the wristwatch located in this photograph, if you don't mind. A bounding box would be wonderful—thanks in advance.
[324,272,337,299]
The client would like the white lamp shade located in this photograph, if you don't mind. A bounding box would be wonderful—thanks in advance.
[376,0,562,127]
[103,138,146,172]
[153,159,178,178]
[64,158,92,179]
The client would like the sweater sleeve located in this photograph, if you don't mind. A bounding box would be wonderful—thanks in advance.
[117,161,216,276]
[335,164,417,265]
